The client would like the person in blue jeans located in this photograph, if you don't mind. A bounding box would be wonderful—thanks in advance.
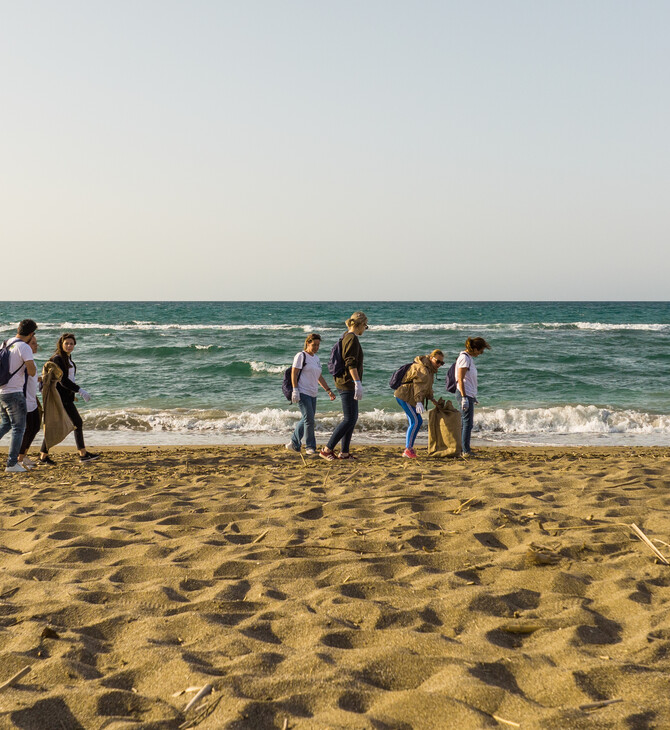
[456,337,491,457]
[0,319,38,473]
[394,350,444,458]
[320,311,368,461]
[286,333,336,455]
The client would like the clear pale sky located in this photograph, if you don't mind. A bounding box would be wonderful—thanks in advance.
[2,1,668,300]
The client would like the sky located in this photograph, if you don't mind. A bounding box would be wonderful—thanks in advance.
[1,0,668,300]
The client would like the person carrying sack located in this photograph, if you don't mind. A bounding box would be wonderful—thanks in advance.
[393,349,445,458]
[41,360,75,452]
[428,398,462,457]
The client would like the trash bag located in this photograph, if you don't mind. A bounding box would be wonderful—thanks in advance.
[428,398,462,457]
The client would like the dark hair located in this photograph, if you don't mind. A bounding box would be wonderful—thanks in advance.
[54,333,77,367]
[304,332,321,349]
[17,319,38,337]
[465,337,491,355]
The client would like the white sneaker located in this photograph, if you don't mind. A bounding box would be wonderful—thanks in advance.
[22,457,37,468]
[285,442,300,453]
[305,448,316,455]
[5,463,28,473]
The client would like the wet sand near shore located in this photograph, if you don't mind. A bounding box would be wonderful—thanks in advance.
[1,445,669,729]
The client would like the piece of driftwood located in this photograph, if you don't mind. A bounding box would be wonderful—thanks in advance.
[492,714,520,727]
[339,469,360,485]
[184,684,213,713]
[0,666,31,693]
[172,686,203,698]
[252,530,269,544]
[630,524,670,565]
[580,698,623,711]
[499,621,544,634]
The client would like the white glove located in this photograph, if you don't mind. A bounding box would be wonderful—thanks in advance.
[354,381,363,400]
[79,388,91,403]
[291,388,300,404]
[415,402,424,415]
[461,396,469,412]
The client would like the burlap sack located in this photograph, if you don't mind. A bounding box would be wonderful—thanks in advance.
[428,398,462,457]
[42,361,75,450]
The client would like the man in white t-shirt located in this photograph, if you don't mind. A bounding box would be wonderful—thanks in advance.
[0,319,38,473]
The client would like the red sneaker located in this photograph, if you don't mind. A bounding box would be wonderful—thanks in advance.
[402,448,417,459]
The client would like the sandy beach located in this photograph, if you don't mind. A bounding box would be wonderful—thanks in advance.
[0,445,669,729]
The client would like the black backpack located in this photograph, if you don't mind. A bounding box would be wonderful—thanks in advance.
[0,338,23,387]
[282,352,306,401]
[389,362,413,390]
[445,352,469,393]
[327,334,346,377]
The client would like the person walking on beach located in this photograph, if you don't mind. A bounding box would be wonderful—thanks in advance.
[39,333,100,464]
[394,349,445,458]
[0,319,38,473]
[286,333,336,455]
[456,337,491,457]
[17,334,42,469]
[320,311,368,461]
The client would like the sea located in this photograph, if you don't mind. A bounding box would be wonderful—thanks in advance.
[1,302,668,447]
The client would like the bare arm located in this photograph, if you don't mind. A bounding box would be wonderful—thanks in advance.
[348,368,360,381]
[25,360,36,377]
[291,367,301,387]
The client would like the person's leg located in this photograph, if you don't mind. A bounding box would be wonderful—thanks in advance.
[0,397,11,443]
[3,393,27,467]
[460,396,474,454]
[339,392,359,455]
[62,400,86,453]
[300,395,317,451]
[291,399,307,450]
[18,409,41,461]
[396,398,423,449]
[327,389,355,451]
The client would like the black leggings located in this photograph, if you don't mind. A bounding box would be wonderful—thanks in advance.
[20,408,42,455]
[41,399,85,452]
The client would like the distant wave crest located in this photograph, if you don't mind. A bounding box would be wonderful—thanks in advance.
[3,321,667,334]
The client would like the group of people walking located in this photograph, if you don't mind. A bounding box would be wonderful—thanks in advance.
[0,319,99,473]
[2,312,491,473]
[286,310,491,460]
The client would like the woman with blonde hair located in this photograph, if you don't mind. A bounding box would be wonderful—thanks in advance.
[456,337,491,457]
[394,349,445,458]
[286,333,336,455]
[320,311,368,461]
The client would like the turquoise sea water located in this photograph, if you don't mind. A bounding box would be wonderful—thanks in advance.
[1,301,668,446]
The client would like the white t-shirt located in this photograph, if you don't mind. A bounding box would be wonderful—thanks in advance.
[0,339,34,395]
[25,373,39,411]
[455,351,478,398]
[292,351,322,398]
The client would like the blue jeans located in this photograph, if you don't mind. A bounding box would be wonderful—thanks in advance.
[291,394,317,451]
[327,389,358,453]
[0,392,27,467]
[459,394,475,454]
[396,398,422,449]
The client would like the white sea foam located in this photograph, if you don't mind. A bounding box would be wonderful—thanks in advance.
[249,361,285,374]
[83,404,670,438]
[3,321,667,334]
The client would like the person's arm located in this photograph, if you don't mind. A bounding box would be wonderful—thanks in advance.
[318,375,336,400]
[25,359,36,377]
[291,367,301,388]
